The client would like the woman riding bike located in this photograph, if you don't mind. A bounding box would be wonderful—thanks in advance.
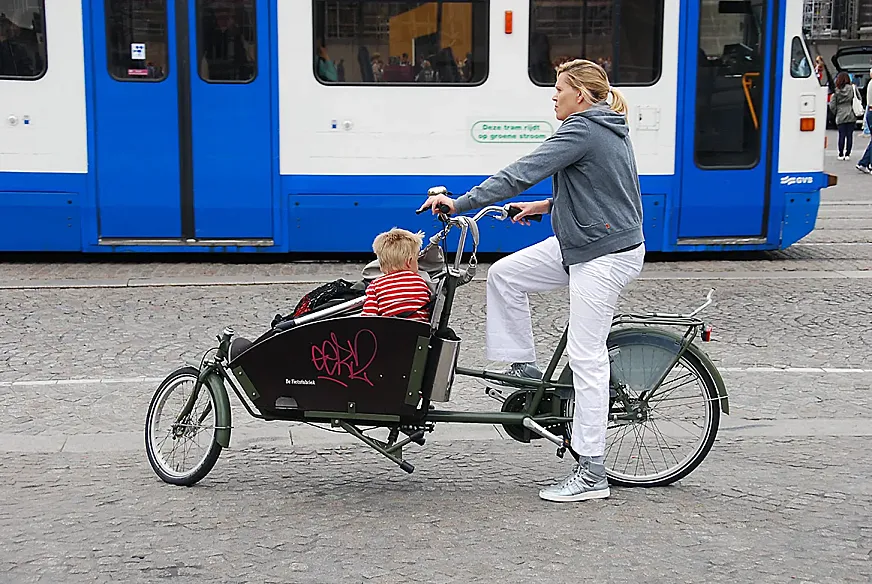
[419,59,645,503]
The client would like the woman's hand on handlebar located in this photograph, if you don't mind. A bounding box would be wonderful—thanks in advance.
[417,193,457,216]
[509,200,550,225]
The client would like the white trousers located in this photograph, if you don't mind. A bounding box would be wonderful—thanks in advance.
[486,236,645,456]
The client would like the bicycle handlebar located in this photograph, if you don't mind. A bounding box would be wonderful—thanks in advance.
[415,189,543,223]
[413,188,547,276]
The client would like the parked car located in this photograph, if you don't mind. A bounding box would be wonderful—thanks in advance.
[826,46,872,129]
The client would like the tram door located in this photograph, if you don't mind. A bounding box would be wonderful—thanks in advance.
[677,0,774,239]
[92,0,273,240]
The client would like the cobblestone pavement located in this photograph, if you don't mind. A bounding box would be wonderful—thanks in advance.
[2,279,872,384]
[2,276,871,582]
[2,152,872,582]
[1,437,870,584]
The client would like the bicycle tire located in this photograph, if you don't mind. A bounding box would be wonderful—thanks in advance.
[145,366,223,486]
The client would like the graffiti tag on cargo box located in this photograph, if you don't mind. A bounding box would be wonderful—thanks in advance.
[311,329,377,387]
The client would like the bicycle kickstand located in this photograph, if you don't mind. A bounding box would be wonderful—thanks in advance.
[556,437,580,462]
[521,417,581,463]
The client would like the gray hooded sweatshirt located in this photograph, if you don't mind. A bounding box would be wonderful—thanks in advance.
[453,104,644,266]
[830,84,857,126]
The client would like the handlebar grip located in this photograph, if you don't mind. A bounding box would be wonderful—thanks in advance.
[507,205,543,222]
[416,203,453,215]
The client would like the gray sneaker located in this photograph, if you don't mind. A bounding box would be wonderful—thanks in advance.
[539,459,610,502]
[492,362,543,386]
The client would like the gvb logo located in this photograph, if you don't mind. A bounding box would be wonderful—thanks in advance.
[780,175,815,186]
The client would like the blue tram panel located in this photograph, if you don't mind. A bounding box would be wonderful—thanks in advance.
[0,0,833,253]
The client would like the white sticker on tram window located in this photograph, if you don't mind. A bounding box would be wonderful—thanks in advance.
[131,43,146,60]
[471,121,554,144]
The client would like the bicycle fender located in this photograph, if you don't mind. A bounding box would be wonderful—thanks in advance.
[201,369,233,448]
[609,327,730,416]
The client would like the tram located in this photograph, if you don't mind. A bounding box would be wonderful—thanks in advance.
[0,0,836,253]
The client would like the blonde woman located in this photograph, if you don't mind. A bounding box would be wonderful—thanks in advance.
[420,59,645,502]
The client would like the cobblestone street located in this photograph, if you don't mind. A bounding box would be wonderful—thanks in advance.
[1,152,872,583]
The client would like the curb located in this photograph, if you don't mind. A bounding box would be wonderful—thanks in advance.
[3,269,872,290]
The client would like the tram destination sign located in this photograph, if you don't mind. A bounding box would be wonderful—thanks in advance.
[471,121,553,144]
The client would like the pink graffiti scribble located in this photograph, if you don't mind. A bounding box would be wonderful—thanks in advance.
[311,329,378,387]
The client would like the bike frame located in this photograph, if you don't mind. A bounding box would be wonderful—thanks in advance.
[180,204,721,466]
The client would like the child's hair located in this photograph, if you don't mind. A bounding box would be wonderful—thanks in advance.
[372,228,424,273]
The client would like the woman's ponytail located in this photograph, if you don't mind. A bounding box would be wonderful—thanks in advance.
[607,86,628,115]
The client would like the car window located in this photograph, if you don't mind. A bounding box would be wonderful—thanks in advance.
[833,50,872,70]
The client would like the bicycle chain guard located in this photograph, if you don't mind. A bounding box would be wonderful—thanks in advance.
[499,390,565,443]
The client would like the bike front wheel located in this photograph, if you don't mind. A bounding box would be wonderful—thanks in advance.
[145,366,223,486]
[560,328,721,488]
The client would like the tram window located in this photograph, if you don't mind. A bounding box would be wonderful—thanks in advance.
[312,1,489,85]
[693,0,765,168]
[105,0,169,81]
[528,0,663,87]
[789,36,811,78]
[0,0,47,80]
[197,0,257,82]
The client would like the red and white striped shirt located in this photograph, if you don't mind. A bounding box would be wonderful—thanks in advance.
[361,271,431,323]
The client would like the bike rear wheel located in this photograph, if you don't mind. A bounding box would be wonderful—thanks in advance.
[560,329,721,488]
[145,366,223,486]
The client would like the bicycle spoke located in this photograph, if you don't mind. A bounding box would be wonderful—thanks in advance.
[634,422,659,476]
[647,371,697,406]
[644,418,682,467]
[643,418,676,470]
[648,394,712,407]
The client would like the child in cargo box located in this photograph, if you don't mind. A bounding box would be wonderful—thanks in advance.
[361,228,432,324]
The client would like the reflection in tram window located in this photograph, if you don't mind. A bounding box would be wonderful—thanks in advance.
[694,0,766,168]
[105,0,169,81]
[790,36,811,79]
[197,0,257,82]
[312,0,489,85]
[528,0,663,86]
[0,0,46,79]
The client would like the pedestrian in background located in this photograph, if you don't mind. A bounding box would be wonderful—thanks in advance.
[831,71,857,160]
[856,67,872,174]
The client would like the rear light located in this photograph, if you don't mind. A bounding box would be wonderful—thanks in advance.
[701,325,712,342]
[505,10,512,34]
[800,117,815,131]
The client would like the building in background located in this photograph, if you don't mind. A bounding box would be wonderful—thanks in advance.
[804,0,872,44]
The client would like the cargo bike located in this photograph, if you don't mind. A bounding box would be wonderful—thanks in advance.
[145,198,729,488]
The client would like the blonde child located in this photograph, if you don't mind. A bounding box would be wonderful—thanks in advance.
[361,228,432,323]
